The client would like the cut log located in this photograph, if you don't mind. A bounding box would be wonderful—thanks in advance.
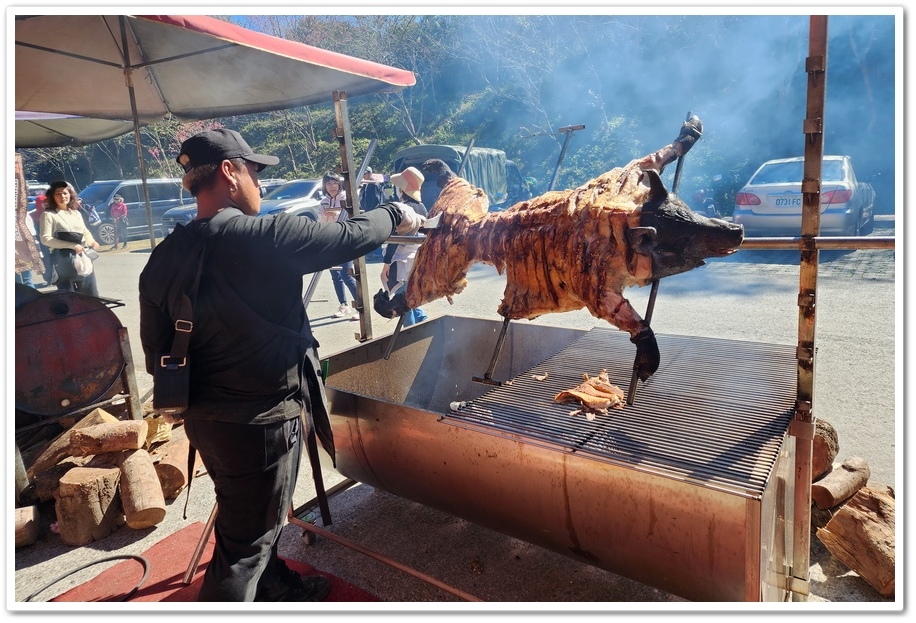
[54,466,124,546]
[149,425,202,499]
[116,449,167,529]
[812,419,839,481]
[32,456,92,503]
[816,485,895,597]
[26,408,118,479]
[69,420,148,457]
[811,456,870,509]
[15,505,40,548]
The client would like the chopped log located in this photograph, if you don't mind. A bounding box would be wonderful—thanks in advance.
[32,456,92,503]
[816,485,895,597]
[69,420,148,457]
[149,425,202,499]
[15,505,40,548]
[26,408,118,479]
[54,466,124,546]
[812,419,839,481]
[811,456,870,509]
[116,449,167,529]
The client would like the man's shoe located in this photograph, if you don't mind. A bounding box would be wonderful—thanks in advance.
[283,575,330,602]
[256,574,330,602]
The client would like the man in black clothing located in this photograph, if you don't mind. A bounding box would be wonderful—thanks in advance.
[138,129,424,602]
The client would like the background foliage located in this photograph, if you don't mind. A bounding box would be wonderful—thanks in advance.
[19,13,896,215]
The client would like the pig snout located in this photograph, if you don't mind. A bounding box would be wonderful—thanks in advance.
[636,190,744,280]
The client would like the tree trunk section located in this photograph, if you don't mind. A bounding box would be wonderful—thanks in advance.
[15,505,40,548]
[811,456,870,509]
[32,456,91,503]
[26,408,118,479]
[69,420,148,457]
[149,425,202,499]
[54,466,124,546]
[116,449,167,528]
[812,418,839,480]
[816,485,895,597]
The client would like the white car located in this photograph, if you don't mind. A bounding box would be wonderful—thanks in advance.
[258,179,324,220]
[733,155,875,236]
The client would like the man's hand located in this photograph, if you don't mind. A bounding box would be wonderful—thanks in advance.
[394,205,424,235]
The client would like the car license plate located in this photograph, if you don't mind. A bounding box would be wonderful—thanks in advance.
[774,194,802,207]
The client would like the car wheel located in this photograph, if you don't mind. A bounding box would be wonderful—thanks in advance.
[96,222,116,245]
[860,212,875,236]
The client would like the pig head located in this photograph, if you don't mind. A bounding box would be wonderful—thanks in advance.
[628,170,744,280]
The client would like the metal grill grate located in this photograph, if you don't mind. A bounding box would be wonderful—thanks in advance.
[442,327,796,497]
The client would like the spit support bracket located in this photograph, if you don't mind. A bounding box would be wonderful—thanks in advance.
[786,571,811,597]
[472,316,511,386]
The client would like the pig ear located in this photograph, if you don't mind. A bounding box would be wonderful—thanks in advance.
[643,170,669,203]
[627,226,657,255]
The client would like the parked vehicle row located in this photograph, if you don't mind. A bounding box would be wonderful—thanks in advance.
[160,178,323,235]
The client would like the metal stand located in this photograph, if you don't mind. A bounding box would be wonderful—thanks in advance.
[472,316,511,386]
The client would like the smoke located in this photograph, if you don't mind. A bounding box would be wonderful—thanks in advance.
[450,14,896,213]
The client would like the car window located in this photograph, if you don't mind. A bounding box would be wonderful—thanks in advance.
[752,162,802,185]
[148,182,182,202]
[79,182,120,204]
[118,185,143,204]
[752,159,845,185]
[264,181,319,200]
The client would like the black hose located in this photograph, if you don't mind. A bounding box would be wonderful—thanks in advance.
[23,554,150,602]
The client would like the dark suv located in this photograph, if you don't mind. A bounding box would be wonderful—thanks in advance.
[78,178,195,245]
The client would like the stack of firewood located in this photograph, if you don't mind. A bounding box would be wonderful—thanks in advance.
[811,419,895,598]
[15,407,202,547]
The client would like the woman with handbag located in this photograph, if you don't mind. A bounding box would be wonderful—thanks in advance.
[39,181,101,296]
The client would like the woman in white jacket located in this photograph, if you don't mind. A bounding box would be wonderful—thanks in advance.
[40,181,101,296]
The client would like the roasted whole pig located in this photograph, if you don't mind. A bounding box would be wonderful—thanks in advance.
[375,116,744,382]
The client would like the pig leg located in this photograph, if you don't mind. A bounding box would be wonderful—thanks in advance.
[594,293,660,382]
[636,114,703,174]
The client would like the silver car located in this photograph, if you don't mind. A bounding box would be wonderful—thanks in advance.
[733,155,875,236]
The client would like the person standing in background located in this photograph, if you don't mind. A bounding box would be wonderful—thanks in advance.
[380,167,428,326]
[319,172,360,321]
[109,194,129,249]
[39,181,100,296]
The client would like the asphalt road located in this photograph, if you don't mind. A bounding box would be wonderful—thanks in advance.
[12,218,898,611]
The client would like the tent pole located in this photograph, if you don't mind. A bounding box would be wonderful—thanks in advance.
[119,16,157,250]
[333,90,373,342]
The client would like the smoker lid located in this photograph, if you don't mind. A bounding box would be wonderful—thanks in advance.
[442,327,796,498]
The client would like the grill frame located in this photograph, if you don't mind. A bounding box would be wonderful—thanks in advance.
[322,315,798,601]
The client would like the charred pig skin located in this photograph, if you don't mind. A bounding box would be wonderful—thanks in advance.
[377,116,743,382]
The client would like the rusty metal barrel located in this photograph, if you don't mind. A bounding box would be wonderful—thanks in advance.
[15,290,127,430]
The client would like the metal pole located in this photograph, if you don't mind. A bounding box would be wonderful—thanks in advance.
[118,16,157,250]
[789,15,828,602]
[546,124,585,191]
[333,91,373,342]
[457,138,476,177]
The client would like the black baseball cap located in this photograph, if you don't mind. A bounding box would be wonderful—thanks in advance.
[176,128,279,173]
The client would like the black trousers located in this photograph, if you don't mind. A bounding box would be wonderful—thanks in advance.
[184,415,302,601]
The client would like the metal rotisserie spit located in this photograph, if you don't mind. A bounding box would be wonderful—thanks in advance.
[320,314,798,602]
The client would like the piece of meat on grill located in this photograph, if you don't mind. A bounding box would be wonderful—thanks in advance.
[554,369,625,412]
[378,115,744,383]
